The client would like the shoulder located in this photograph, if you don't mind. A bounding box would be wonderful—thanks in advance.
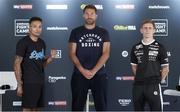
[72,26,84,32]
[38,38,45,43]
[132,42,142,50]
[38,38,46,46]
[17,36,28,44]
[96,26,108,33]
[153,41,166,49]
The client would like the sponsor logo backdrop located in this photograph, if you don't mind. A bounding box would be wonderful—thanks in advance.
[0,0,180,111]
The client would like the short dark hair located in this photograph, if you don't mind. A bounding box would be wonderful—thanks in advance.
[83,4,97,13]
[141,19,156,29]
[29,16,42,24]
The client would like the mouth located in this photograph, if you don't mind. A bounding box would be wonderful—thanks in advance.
[87,18,93,21]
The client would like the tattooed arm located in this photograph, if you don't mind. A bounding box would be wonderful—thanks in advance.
[14,55,23,97]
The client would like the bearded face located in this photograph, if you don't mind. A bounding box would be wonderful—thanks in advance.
[83,8,97,25]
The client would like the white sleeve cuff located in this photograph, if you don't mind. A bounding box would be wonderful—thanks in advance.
[161,63,169,66]
[131,63,137,65]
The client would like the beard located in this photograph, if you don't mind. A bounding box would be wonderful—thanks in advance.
[85,18,95,25]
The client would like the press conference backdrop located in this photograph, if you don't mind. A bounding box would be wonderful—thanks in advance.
[0,0,180,111]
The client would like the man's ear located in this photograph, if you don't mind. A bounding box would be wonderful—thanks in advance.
[96,14,98,19]
[153,28,156,34]
[140,28,143,34]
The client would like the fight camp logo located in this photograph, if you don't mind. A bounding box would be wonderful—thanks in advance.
[14,19,29,36]
[116,76,134,81]
[152,19,168,36]
[29,49,45,60]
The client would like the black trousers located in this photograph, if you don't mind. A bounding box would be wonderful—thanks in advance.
[132,83,163,111]
[71,72,107,111]
[22,83,44,108]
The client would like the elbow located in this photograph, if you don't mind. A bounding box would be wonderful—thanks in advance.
[104,52,110,60]
[68,51,73,59]
[13,61,17,71]
[165,66,170,74]
[166,68,170,74]
[69,52,76,61]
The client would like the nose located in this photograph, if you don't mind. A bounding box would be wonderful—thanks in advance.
[87,14,91,18]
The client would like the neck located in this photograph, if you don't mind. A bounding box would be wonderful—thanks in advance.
[84,24,96,30]
[142,37,155,45]
[29,34,38,42]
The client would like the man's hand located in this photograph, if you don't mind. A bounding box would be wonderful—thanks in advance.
[90,69,97,76]
[81,69,94,79]
[17,85,23,97]
[51,49,57,58]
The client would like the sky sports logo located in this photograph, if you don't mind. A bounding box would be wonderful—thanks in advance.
[48,101,67,106]
[14,19,29,36]
[13,4,32,10]
[116,76,134,81]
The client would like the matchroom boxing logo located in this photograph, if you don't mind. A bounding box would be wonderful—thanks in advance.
[14,19,29,36]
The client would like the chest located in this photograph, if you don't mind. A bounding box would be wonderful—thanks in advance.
[76,33,104,48]
[25,42,45,60]
[134,45,160,63]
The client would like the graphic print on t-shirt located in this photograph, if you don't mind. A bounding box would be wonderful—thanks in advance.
[134,42,161,63]
[79,33,102,48]
[148,43,159,61]
[29,49,45,60]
